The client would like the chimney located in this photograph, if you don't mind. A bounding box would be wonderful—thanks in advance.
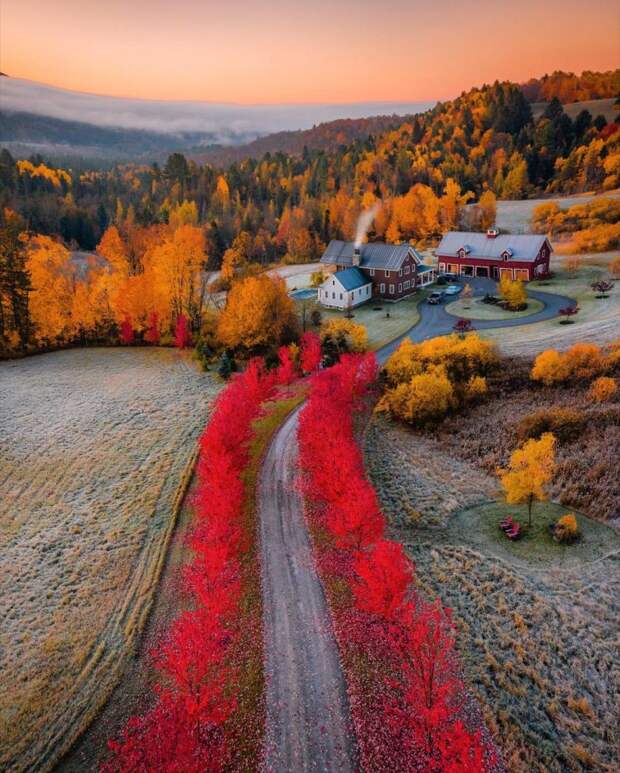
[486,228,500,238]
[352,247,361,267]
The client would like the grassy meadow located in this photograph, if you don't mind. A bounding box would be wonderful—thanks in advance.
[0,348,220,773]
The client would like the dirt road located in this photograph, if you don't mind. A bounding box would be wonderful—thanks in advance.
[259,408,357,772]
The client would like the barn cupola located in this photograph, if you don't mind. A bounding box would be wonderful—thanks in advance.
[486,228,500,238]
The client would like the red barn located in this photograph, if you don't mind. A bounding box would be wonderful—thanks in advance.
[435,230,552,281]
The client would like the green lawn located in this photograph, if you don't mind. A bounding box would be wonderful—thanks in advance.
[445,296,544,320]
[448,500,620,570]
[310,291,428,350]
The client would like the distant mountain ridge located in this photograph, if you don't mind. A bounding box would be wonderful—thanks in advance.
[0,69,617,165]
[192,114,421,166]
[0,110,240,162]
[0,75,434,163]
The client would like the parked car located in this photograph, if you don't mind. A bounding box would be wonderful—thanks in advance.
[427,291,444,305]
[439,272,460,282]
[443,284,462,296]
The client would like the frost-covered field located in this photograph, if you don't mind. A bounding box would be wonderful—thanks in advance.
[0,348,220,772]
[365,415,620,771]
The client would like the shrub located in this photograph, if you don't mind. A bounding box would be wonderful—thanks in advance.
[298,355,496,771]
[554,513,579,543]
[565,343,607,379]
[453,317,473,335]
[605,340,620,370]
[174,314,192,349]
[143,311,160,345]
[378,365,455,425]
[558,305,579,323]
[320,318,368,365]
[380,334,497,426]
[119,316,134,345]
[531,343,606,385]
[531,349,570,385]
[516,407,584,444]
[591,279,614,296]
[466,375,487,399]
[103,358,287,770]
[588,376,617,402]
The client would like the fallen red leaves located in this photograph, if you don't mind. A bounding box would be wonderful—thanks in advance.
[298,353,500,772]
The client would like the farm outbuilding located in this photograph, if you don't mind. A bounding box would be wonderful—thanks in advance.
[435,230,552,281]
[318,267,373,309]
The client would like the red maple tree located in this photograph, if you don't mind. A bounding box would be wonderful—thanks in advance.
[119,316,134,345]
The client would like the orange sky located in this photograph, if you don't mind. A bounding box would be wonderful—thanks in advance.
[1,0,619,103]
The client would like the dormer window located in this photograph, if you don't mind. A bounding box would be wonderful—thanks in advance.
[458,248,465,259]
[501,248,513,261]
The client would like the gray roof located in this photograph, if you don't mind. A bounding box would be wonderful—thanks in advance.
[436,232,551,263]
[330,267,372,291]
[321,240,421,270]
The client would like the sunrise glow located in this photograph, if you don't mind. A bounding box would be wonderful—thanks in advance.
[2,0,619,103]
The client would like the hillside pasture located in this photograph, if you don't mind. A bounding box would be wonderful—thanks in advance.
[494,190,620,234]
[364,415,620,772]
[531,97,617,123]
[0,348,220,773]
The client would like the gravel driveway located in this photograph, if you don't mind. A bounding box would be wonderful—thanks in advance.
[259,408,357,772]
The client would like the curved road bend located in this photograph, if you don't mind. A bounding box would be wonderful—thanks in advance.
[379,277,575,362]
[258,277,574,768]
[259,407,358,772]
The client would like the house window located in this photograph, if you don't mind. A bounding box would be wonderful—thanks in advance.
[398,269,402,277]
[398,283,402,292]
[389,284,395,294]
[404,265,410,275]
[404,280,410,290]
[438,263,445,273]
[369,269,375,276]
[380,283,385,293]
[332,292,335,299]
[385,270,391,278]
[340,293,343,300]
[366,286,370,295]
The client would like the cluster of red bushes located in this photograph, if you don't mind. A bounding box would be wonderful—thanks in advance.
[298,354,499,772]
[119,312,190,348]
[102,333,322,771]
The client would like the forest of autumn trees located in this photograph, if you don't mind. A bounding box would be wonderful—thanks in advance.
[1,75,619,354]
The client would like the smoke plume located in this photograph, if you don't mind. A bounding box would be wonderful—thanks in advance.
[354,203,381,248]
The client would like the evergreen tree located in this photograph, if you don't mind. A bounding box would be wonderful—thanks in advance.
[0,210,32,348]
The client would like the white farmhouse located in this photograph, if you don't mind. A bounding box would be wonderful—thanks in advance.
[318,267,373,310]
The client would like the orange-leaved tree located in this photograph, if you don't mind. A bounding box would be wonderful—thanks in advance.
[498,432,556,527]
[217,273,299,352]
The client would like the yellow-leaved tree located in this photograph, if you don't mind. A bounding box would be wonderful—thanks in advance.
[217,274,299,351]
[320,318,368,353]
[25,236,75,342]
[499,276,527,310]
[498,432,556,527]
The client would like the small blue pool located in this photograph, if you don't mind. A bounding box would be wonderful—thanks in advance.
[290,288,317,300]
